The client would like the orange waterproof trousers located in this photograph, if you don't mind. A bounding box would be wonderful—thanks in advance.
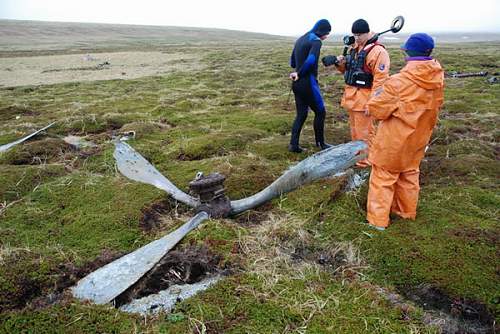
[367,165,420,228]
[348,110,373,142]
[348,110,373,167]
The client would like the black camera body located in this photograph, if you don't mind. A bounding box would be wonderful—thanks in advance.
[344,70,373,88]
[322,55,339,67]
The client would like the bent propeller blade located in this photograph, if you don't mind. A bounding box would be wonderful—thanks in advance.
[230,140,367,214]
[0,122,56,153]
[72,211,209,304]
[114,140,199,208]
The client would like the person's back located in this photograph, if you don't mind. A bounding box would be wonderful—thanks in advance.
[368,57,444,171]
[292,32,322,79]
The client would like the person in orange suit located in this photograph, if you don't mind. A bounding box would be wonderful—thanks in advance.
[334,19,390,167]
[365,33,445,230]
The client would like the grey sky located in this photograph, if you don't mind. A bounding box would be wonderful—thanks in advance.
[1,0,499,36]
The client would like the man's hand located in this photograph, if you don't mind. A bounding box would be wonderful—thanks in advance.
[336,55,346,65]
[289,72,299,81]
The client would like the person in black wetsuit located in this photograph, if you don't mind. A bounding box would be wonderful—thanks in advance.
[288,19,332,153]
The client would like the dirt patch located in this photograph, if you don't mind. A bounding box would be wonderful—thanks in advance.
[114,245,224,307]
[449,227,499,248]
[234,202,272,225]
[398,284,497,334]
[30,249,125,309]
[139,197,191,232]
[0,106,39,122]
[289,242,364,281]
[0,249,124,312]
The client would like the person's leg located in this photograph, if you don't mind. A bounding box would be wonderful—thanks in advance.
[289,91,309,151]
[308,75,330,149]
[391,169,420,219]
[367,164,400,228]
[349,110,373,167]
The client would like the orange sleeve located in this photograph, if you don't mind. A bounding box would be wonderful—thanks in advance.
[367,78,400,120]
[367,46,390,94]
[335,62,346,73]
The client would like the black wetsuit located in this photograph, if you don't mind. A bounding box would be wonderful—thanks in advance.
[290,21,329,148]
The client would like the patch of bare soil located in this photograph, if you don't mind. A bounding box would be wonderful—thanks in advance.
[399,284,497,334]
[449,227,499,248]
[139,198,191,232]
[0,249,124,311]
[233,202,272,225]
[114,245,225,307]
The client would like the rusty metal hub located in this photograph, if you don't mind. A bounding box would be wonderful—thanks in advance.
[189,172,231,218]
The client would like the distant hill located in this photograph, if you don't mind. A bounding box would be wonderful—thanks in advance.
[327,32,500,44]
[0,19,290,55]
[1,19,499,56]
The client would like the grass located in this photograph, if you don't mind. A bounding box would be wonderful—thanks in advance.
[0,30,498,333]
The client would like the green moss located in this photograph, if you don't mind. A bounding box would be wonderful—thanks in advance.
[0,138,73,165]
[0,164,67,202]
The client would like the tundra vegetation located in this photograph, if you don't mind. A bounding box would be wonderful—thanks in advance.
[0,20,498,333]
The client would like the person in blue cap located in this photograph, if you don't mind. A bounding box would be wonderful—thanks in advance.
[288,19,332,153]
[364,33,444,230]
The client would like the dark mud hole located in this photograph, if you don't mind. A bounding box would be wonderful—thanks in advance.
[114,245,225,307]
[398,284,497,334]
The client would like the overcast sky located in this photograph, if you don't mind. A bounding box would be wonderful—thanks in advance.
[1,0,499,36]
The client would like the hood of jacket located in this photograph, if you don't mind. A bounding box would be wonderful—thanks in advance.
[401,59,444,90]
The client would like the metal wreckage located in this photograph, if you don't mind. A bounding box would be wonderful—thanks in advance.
[0,120,367,312]
[67,138,367,308]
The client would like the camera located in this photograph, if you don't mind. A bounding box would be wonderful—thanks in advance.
[322,55,339,67]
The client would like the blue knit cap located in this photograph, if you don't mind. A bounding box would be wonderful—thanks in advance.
[402,33,435,53]
[311,19,331,37]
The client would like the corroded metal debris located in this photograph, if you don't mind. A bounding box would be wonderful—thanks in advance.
[0,122,55,153]
[113,141,199,207]
[189,172,231,218]
[72,140,367,305]
[71,211,209,305]
[119,275,222,315]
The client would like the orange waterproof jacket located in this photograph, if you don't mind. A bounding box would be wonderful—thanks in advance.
[367,59,444,172]
[337,36,390,111]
